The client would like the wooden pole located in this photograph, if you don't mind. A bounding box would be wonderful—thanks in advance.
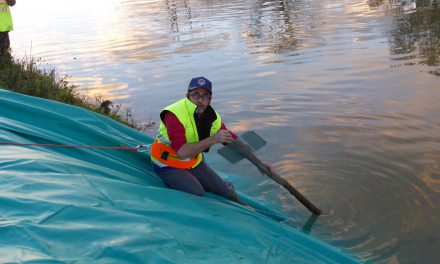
[229,139,322,215]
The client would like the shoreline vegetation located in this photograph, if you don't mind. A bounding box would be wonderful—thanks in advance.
[0,54,152,131]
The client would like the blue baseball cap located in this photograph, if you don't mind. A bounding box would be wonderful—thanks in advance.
[188,77,212,94]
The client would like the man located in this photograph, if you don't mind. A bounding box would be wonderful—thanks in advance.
[0,0,15,55]
[151,77,244,204]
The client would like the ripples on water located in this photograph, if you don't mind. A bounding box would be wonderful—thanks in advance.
[11,0,440,263]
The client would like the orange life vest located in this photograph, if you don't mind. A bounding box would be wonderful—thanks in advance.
[150,140,200,169]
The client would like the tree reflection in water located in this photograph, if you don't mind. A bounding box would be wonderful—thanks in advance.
[373,0,440,76]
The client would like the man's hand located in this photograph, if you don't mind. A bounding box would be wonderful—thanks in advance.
[212,129,234,144]
[6,0,16,7]
[176,130,232,159]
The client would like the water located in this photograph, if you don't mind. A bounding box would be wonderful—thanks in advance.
[10,0,440,263]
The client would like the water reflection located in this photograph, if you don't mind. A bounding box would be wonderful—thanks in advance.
[243,0,301,54]
[163,0,192,33]
[375,0,440,75]
[102,0,243,62]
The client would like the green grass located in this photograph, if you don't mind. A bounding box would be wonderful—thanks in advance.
[0,53,147,130]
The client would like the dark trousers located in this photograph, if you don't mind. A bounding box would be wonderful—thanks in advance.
[0,32,11,55]
[154,160,236,199]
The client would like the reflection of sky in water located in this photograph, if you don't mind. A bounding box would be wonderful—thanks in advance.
[9,0,440,263]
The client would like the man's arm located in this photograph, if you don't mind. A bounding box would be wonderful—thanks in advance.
[177,130,233,159]
[162,112,234,160]
[177,122,236,159]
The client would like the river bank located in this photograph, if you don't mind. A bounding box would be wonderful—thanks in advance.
[0,54,141,130]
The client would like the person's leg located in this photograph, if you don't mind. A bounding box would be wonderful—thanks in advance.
[155,167,205,196]
[190,160,244,204]
[0,32,10,55]
[5,32,10,51]
[0,32,7,55]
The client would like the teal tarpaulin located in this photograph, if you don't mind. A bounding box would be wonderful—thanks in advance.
[0,89,359,263]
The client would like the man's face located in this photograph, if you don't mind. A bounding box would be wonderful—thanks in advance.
[187,88,212,114]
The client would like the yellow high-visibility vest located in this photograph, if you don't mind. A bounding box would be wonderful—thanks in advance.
[151,98,222,169]
[0,0,13,32]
